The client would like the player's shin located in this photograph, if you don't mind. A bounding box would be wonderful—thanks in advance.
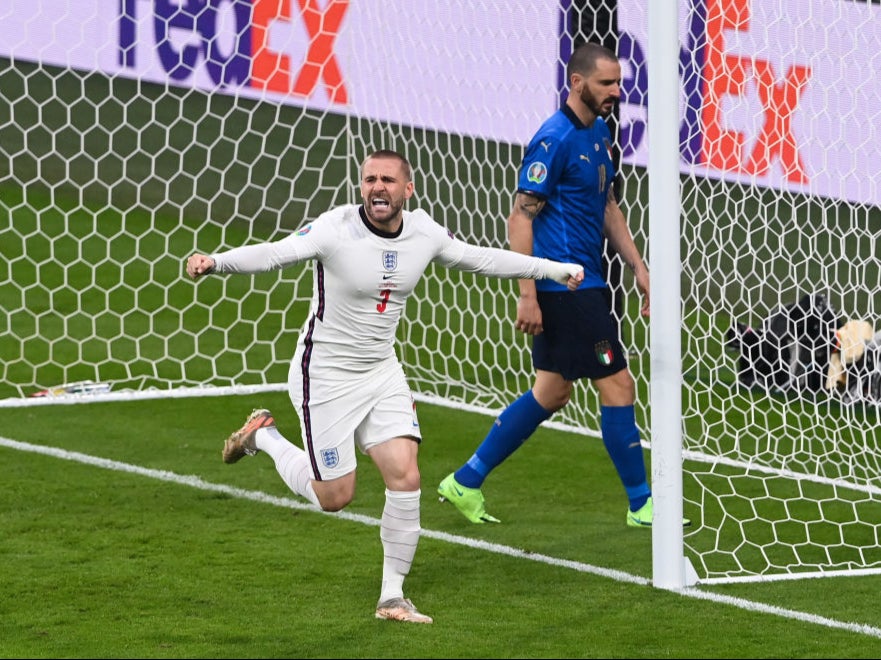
[378,489,421,603]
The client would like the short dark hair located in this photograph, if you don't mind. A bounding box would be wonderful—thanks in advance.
[362,150,412,182]
[567,42,618,80]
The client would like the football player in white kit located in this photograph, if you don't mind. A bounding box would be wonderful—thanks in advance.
[186,150,583,623]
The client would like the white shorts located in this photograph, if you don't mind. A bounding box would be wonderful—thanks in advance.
[287,352,421,481]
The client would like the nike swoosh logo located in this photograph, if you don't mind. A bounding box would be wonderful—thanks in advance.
[453,486,464,496]
[382,274,394,280]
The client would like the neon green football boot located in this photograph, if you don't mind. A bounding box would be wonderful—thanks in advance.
[626,497,692,528]
[437,473,500,524]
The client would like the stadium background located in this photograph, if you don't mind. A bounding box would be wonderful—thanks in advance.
[2,1,881,656]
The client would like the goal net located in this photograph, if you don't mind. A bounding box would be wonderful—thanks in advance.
[2,0,880,584]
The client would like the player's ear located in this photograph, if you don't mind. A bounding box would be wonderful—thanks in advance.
[404,180,415,199]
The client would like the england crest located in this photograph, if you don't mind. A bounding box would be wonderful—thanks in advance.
[321,448,339,468]
[382,251,398,272]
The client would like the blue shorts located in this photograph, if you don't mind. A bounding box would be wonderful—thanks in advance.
[532,287,627,381]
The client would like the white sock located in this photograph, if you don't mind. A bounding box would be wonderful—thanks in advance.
[255,427,320,507]
[378,488,421,604]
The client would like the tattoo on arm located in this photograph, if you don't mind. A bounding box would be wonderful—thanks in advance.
[515,193,545,220]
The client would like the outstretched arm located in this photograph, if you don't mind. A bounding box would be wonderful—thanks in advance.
[434,193,583,335]
[438,239,583,289]
[185,230,323,279]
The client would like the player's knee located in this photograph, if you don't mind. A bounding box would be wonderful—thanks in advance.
[596,369,636,406]
[314,480,355,511]
[316,491,353,512]
[383,463,421,492]
[399,469,421,492]
[556,389,573,409]
[618,369,636,399]
[532,379,572,413]
[536,385,571,411]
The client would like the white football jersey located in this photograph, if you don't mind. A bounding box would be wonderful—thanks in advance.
[212,204,560,372]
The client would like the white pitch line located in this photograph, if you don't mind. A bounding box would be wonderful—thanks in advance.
[3,435,880,640]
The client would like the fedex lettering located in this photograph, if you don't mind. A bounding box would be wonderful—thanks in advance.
[620,0,811,183]
[118,0,349,102]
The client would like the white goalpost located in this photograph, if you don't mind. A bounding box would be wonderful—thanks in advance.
[647,0,689,590]
[2,0,881,587]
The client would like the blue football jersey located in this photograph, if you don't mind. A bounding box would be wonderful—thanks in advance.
[516,104,615,291]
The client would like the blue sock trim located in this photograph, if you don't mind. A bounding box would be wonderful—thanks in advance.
[455,390,550,488]
[464,454,491,476]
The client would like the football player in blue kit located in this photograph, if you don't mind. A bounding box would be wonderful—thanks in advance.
[439,43,690,531]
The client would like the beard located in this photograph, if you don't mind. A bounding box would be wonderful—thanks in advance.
[581,89,615,118]
[364,196,405,226]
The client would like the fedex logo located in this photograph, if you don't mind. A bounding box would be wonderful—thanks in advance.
[619,0,811,183]
[118,0,349,102]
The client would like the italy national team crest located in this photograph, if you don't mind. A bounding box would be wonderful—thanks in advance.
[526,161,547,184]
[382,250,398,272]
[595,340,614,366]
[321,448,339,468]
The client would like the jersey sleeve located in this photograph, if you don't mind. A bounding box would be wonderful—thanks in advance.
[431,223,560,281]
[441,241,544,278]
[212,213,335,274]
[516,128,566,200]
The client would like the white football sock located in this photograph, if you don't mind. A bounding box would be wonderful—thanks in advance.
[378,488,421,604]
[255,426,320,507]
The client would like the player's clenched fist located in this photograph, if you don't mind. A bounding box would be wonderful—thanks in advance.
[186,253,216,279]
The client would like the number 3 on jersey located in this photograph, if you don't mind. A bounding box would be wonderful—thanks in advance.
[376,288,391,313]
